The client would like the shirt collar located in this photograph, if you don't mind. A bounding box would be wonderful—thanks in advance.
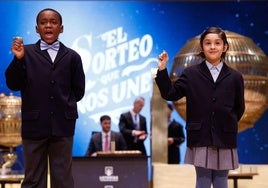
[102,131,110,136]
[206,61,223,71]
[130,110,138,117]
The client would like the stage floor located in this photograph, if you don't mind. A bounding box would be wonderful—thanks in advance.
[153,163,268,188]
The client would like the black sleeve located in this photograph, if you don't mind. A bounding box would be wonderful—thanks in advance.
[5,57,27,91]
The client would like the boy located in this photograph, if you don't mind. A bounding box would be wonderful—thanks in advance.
[5,8,85,188]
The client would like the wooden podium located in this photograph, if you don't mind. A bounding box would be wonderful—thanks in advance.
[72,151,148,188]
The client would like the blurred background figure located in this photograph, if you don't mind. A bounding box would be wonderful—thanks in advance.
[119,97,148,155]
[167,103,185,164]
[86,115,127,156]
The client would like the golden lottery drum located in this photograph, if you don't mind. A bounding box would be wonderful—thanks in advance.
[170,31,268,132]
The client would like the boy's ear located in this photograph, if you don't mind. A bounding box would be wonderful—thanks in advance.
[60,25,63,33]
[36,25,39,33]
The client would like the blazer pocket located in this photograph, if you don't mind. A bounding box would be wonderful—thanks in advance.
[186,122,202,131]
[22,111,40,120]
[65,111,78,120]
[223,91,235,107]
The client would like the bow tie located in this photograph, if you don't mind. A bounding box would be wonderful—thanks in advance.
[40,40,60,51]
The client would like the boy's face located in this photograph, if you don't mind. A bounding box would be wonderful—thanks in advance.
[35,10,63,44]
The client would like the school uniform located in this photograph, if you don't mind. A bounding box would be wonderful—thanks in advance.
[5,40,85,188]
[155,60,245,188]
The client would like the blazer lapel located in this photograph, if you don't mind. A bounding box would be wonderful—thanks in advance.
[126,112,136,129]
[216,63,231,83]
[97,133,102,150]
[34,41,51,62]
[199,61,214,82]
[54,43,69,64]
[199,61,231,83]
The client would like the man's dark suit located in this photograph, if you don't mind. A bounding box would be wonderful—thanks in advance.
[119,112,147,155]
[168,120,185,164]
[85,131,127,156]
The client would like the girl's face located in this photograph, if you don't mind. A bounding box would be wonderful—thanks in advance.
[201,33,228,65]
[35,10,63,44]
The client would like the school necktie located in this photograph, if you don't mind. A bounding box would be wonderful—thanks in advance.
[40,40,60,51]
[104,134,109,152]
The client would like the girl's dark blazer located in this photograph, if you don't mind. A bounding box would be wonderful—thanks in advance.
[155,61,245,148]
[5,40,85,139]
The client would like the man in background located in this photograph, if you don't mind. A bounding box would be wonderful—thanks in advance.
[86,115,127,156]
[119,97,147,155]
[167,103,185,164]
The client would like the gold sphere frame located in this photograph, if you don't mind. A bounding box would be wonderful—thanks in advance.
[170,31,268,132]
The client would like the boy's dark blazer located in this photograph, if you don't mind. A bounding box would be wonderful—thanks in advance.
[5,40,85,138]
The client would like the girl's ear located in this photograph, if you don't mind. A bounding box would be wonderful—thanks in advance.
[223,44,228,52]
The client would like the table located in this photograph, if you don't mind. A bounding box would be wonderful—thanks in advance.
[0,174,24,188]
[72,153,148,188]
[228,172,258,188]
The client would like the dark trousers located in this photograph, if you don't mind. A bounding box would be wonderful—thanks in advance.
[21,136,74,188]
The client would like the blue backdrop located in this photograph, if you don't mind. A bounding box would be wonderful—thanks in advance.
[0,1,267,170]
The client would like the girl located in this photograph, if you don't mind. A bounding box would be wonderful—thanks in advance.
[155,27,245,188]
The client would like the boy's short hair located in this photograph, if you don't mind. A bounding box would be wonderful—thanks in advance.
[36,8,62,25]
